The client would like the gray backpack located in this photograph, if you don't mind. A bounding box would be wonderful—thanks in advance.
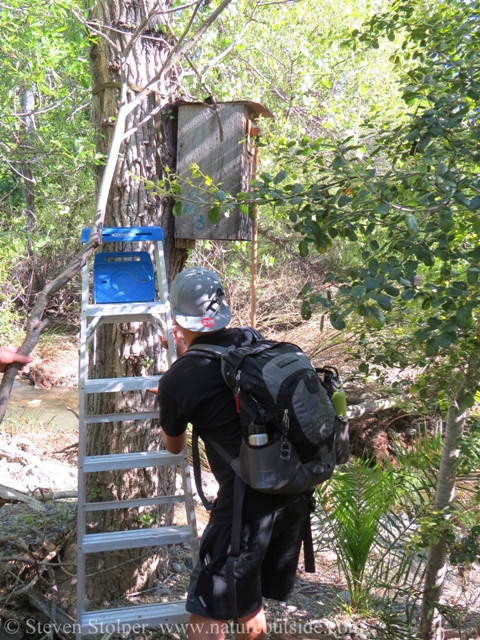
[190,327,348,496]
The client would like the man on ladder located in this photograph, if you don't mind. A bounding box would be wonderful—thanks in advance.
[157,267,311,640]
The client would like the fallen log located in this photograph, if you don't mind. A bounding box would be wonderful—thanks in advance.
[0,483,45,511]
[0,483,77,509]
[346,397,400,420]
[32,489,78,502]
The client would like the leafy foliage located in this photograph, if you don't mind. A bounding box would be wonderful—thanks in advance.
[0,0,94,310]
[198,0,480,409]
[315,458,425,610]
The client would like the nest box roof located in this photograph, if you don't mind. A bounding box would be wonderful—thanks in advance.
[178,100,274,119]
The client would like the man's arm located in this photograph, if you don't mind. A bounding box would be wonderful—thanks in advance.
[162,430,187,454]
[0,347,32,373]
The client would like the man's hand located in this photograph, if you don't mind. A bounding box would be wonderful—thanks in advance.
[147,326,187,394]
[160,326,187,357]
[0,347,33,374]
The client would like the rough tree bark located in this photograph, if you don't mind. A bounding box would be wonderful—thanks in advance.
[419,390,467,640]
[58,0,190,612]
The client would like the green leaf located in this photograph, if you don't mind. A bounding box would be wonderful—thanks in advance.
[331,156,345,170]
[374,294,393,311]
[273,170,288,184]
[384,285,400,297]
[208,206,221,224]
[469,196,480,211]
[172,201,182,217]
[364,277,377,291]
[330,312,346,331]
[425,338,439,356]
[456,306,473,329]
[358,362,369,374]
[405,213,418,233]
[439,210,454,232]
[437,333,453,348]
[365,306,385,329]
[467,267,480,284]
[291,183,304,195]
[351,284,366,299]
[375,203,390,215]
[368,259,379,275]
[338,194,351,207]
[298,282,312,297]
[310,293,328,306]
[299,240,309,257]
[401,289,415,301]
[414,328,430,342]
[215,190,227,202]
[301,300,312,320]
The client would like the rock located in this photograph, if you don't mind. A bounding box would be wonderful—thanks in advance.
[309,618,336,632]
[337,621,352,634]
[183,543,191,550]
[171,562,186,573]
[337,589,352,603]
[387,428,401,439]
[340,635,353,640]
[404,427,418,437]
[155,587,169,595]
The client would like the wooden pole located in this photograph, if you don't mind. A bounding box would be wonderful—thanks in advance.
[250,130,259,328]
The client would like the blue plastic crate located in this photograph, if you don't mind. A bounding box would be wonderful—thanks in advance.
[82,226,163,244]
[93,252,155,303]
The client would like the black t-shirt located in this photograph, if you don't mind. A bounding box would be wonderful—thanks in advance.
[157,327,297,523]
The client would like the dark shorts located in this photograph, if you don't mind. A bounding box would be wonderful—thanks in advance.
[186,496,309,621]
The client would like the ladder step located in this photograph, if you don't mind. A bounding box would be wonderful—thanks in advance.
[81,525,195,553]
[84,411,159,423]
[80,601,189,635]
[84,376,161,393]
[85,302,167,317]
[83,451,184,472]
[84,495,186,512]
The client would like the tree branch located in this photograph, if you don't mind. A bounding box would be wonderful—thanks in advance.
[123,0,234,117]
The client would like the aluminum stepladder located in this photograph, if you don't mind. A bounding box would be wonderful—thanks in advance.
[77,226,199,637]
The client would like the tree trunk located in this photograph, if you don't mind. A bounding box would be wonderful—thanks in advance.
[419,392,467,640]
[58,0,187,612]
[21,89,43,308]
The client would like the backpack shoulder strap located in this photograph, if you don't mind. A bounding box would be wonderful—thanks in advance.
[191,425,237,511]
[187,344,229,357]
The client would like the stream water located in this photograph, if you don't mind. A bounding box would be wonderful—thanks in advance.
[6,381,79,432]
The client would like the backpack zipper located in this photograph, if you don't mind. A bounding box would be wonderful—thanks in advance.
[280,409,291,460]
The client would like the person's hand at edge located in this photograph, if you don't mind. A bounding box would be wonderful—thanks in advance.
[0,346,33,374]
[148,327,187,393]
[160,326,187,357]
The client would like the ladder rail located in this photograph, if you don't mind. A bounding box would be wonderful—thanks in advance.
[76,227,199,638]
[153,240,177,366]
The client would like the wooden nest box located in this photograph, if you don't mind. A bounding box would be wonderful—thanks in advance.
[175,101,274,241]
